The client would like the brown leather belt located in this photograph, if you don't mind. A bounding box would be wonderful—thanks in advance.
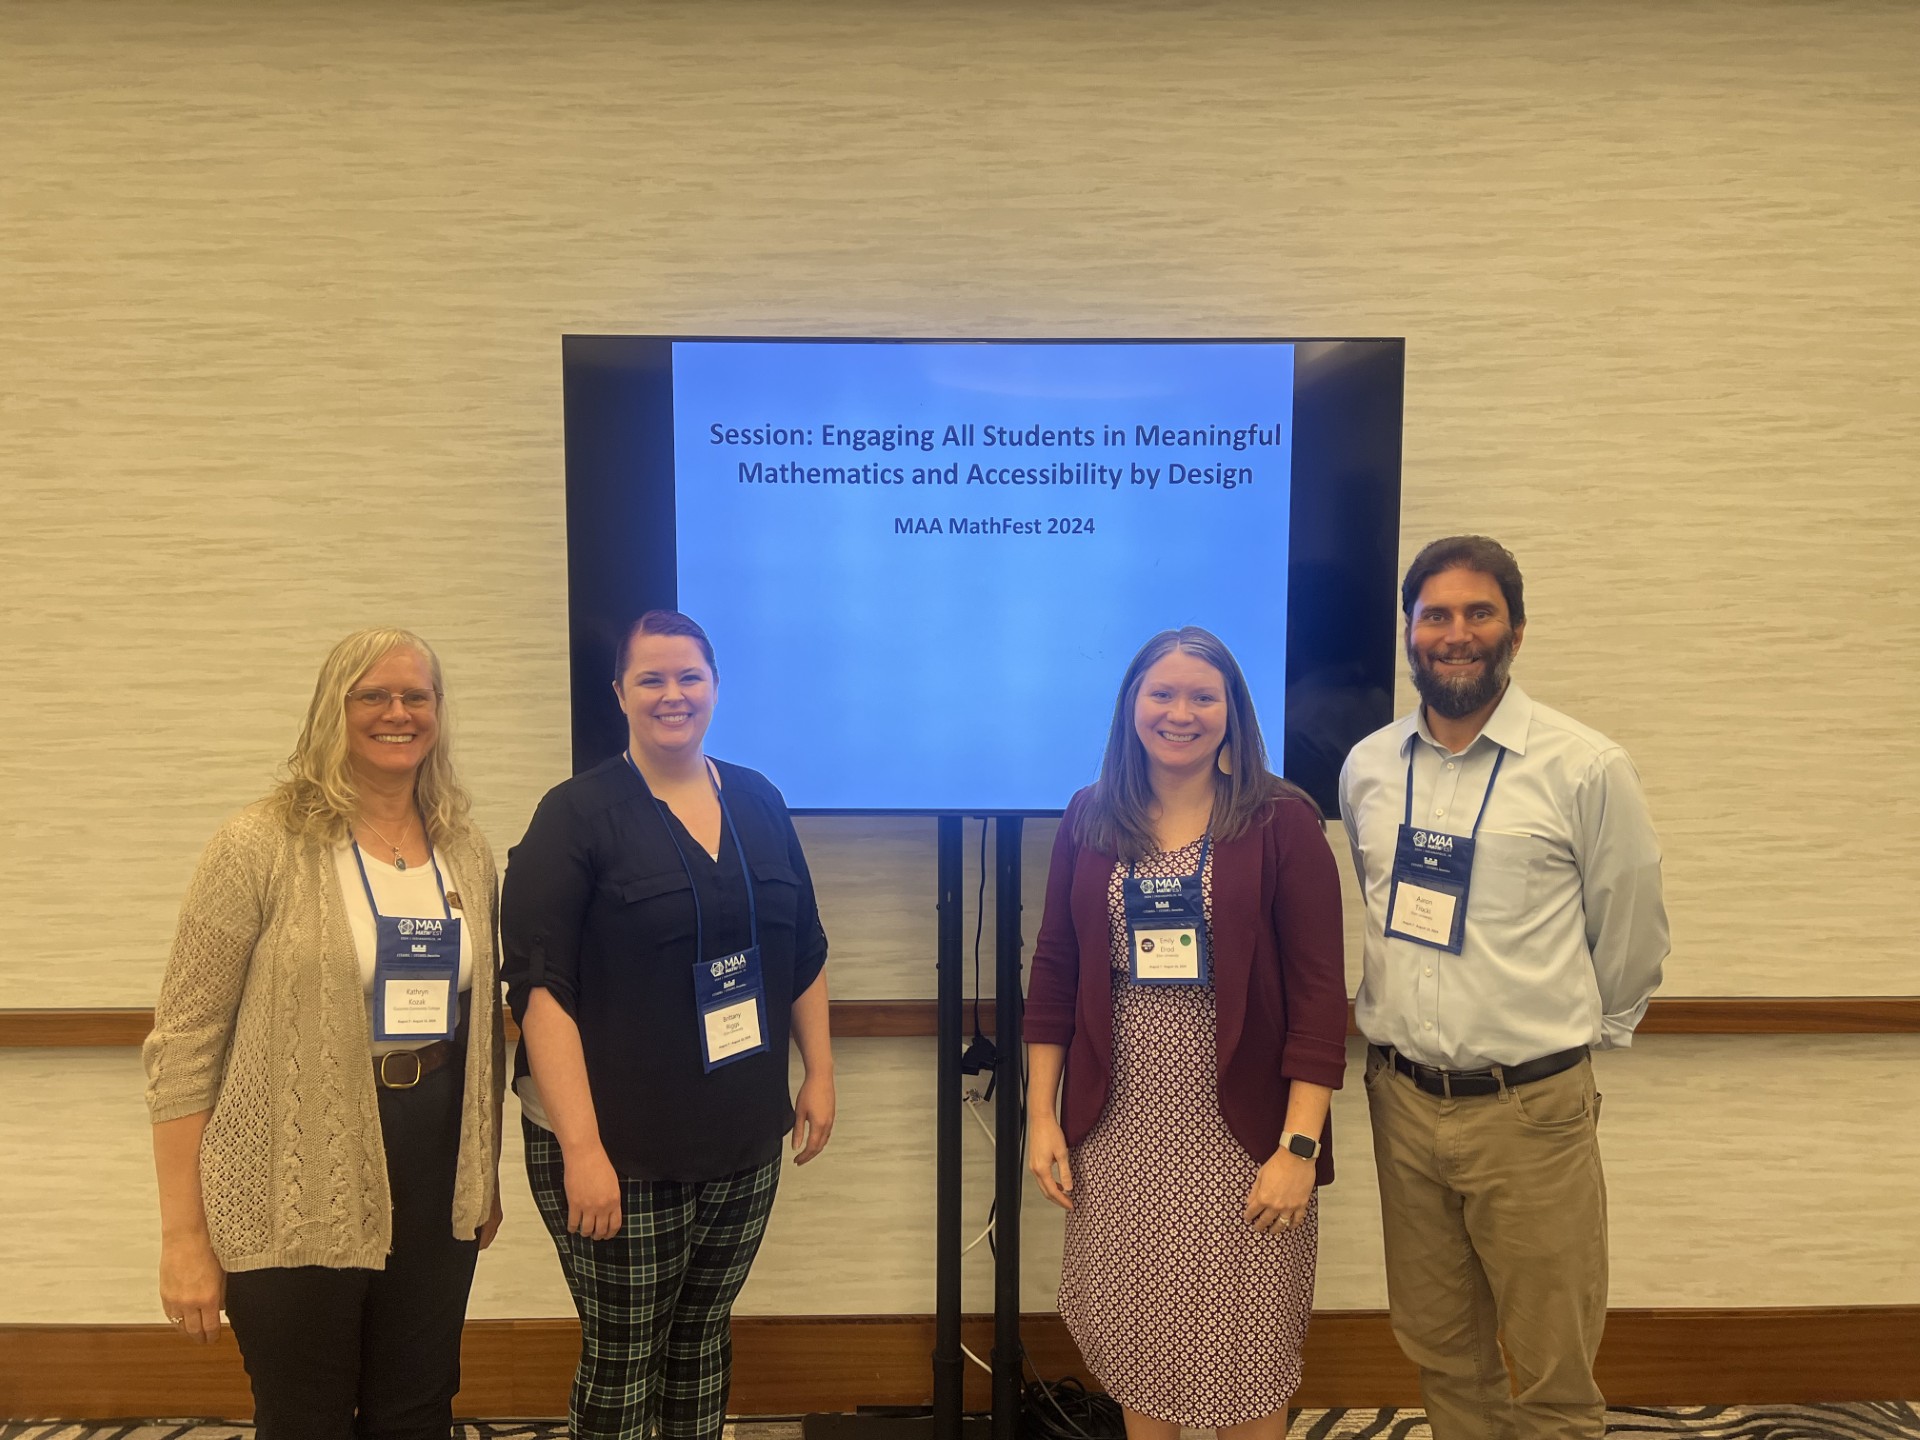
[374,1040,461,1090]
[1373,1043,1587,1099]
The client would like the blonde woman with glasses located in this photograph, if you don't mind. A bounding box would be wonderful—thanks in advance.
[145,628,504,1440]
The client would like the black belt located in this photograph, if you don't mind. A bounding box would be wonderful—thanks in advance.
[374,1040,461,1090]
[1373,1043,1587,1099]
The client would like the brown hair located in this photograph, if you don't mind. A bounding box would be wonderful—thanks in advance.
[614,610,718,682]
[1401,535,1526,626]
[1075,626,1311,861]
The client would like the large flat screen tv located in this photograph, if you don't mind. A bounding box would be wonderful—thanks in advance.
[563,336,1403,815]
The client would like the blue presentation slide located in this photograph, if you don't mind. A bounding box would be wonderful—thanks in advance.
[672,340,1295,812]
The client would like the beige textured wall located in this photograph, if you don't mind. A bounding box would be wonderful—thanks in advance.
[2,1,1916,1322]
[5,1036,1915,1323]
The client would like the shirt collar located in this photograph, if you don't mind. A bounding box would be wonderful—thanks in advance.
[1399,680,1534,759]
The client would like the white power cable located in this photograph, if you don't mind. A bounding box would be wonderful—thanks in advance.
[959,1091,1001,1254]
[963,1091,997,1146]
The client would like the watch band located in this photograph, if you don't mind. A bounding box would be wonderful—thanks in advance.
[1279,1130,1321,1160]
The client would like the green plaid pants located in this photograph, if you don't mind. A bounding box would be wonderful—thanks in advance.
[526,1118,781,1440]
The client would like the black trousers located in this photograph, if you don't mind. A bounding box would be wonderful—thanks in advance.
[224,1060,480,1440]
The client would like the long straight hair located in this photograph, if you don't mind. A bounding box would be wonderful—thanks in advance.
[271,628,472,845]
[1075,626,1310,861]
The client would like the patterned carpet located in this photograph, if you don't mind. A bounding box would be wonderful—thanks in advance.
[1293,1406,1920,1437]
[4,1409,1919,1439]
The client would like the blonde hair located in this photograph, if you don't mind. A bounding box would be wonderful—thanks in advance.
[271,628,473,844]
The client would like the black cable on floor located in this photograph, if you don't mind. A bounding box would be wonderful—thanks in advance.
[1019,1358,1125,1440]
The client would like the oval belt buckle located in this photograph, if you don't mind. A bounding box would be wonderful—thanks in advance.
[378,1050,424,1089]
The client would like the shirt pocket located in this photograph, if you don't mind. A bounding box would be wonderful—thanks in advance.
[1468,831,1551,924]
[613,869,698,946]
[749,860,803,937]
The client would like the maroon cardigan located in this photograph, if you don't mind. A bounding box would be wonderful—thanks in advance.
[1024,786,1350,1186]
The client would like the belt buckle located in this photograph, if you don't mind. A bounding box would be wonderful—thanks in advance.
[378,1050,424,1090]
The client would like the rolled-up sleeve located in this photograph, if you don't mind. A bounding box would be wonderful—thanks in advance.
[500,789,595,1024]
[144,824,264,1123]
[1271,798,1349,1089]
[783,807,829,997]
[1023,794,1088,1047]
[1579,749,1669,1048]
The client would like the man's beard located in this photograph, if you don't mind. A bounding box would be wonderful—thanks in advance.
[1408,629,1515,720]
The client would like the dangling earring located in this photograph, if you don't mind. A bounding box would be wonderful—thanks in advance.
[1216,743,1233,776]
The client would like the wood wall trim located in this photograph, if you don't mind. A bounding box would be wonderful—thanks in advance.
[3,1307,1916,1419]
[1630,997,1920,1033]
[820,1000,949,1038]
[0,1009,158,1047]
[10,996,1920,1048]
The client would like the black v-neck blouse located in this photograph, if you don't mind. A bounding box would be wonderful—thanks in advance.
[500,754,829,1181]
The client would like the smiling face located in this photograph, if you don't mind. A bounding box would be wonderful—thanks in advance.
[616,633,716,766]
[1132,649,1229,779]
[1405,565,1525,720]
[344,646,440,784]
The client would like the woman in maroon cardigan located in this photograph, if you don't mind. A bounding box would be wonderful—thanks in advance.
[1025,626,1349,1440]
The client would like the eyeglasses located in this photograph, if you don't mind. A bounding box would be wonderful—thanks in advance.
[346,687,441,712]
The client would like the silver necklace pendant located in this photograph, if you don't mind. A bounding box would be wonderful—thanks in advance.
[394,853,408,871]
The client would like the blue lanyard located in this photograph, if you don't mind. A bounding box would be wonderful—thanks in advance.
[623,751,758,960]
[1126,831,1213,888]
[348,824,452,920]
[1404,744,1507,837]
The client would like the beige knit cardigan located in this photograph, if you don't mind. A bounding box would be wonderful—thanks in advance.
[143,801,504,1272]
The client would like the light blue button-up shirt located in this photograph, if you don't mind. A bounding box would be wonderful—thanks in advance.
[1338,682,1669,1070]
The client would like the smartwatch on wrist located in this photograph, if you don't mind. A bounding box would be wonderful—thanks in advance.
[1278,1131,1321,1161]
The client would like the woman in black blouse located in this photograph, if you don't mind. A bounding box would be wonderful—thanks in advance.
[501,610,834,1440]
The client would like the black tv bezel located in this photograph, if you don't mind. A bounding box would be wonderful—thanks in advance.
[561,334,1404,817]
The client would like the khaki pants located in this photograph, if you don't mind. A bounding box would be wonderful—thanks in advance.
[1364,1046,1609,1440]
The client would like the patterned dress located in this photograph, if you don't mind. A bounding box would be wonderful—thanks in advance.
[1057,837,1319,1428]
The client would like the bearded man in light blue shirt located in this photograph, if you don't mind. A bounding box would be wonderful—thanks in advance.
[1339,535,1668,1440]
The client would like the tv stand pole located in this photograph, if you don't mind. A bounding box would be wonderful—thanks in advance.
[801,815,988,1440]
[932,814,966,1437]
[990,815,1025,1440]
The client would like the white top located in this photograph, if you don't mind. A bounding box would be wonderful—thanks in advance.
[1338,682,1670,1070]
[333,841,475,1055]
[515,1073,553,1131]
